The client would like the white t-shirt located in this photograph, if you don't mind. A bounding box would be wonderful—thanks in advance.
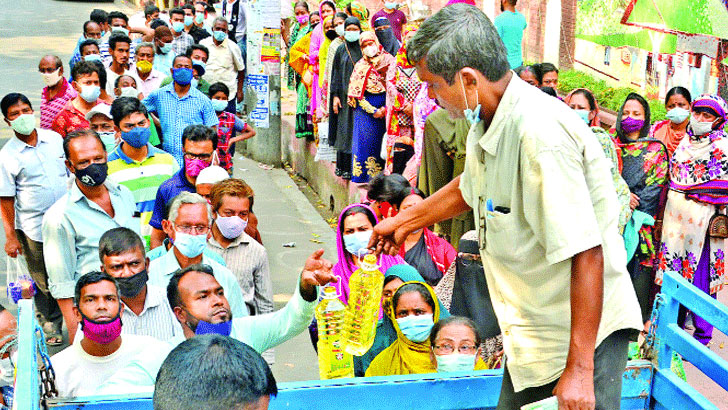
[51,334,166,397]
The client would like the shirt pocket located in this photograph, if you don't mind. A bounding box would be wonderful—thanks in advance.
[484,211,537,271]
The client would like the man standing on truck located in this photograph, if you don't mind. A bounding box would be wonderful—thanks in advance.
[369,4,642,410]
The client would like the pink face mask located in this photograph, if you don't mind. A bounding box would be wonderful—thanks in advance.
[81,314,122,344]
[185,158,210,178]
[296,14,309,24]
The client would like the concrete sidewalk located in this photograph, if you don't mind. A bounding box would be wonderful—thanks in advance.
[231,155,336,382]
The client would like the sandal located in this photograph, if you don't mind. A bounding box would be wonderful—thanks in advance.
[43,321,63,347]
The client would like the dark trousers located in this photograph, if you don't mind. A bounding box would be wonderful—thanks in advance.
[15,230,62,323]
[496,329,630,410]
[336,151,352,174]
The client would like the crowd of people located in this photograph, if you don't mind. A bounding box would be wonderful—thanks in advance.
[0,0,726,409]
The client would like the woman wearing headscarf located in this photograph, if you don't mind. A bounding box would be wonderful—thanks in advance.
[347,31,396,183]
[384,23,422,175]
[313,15,338,162]
[365,281,444,376]
[655,94,728,346]
[613,92,669,326]
[288,4,315,140]
[347,1,371,31]
[286,1,312,91]
[309,0,337,127]
[355,264,450,376]
[649,86,692,156]
[564,88,631,234]
[328,17,363,180]
[434,231,503,368]
[373,17,400,57]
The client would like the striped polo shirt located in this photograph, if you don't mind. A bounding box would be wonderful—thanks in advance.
[107,143,179,249]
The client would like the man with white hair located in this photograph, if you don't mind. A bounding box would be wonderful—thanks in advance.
[147,191,249,317]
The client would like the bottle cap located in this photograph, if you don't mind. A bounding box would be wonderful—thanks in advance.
[361,254,379,271]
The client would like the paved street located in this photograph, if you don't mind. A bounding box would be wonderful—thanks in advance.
[0,0,325,382]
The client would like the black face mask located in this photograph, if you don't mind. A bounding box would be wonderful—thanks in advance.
[325,29,338,40]
[116,269,149,298]
[75,162,108,187]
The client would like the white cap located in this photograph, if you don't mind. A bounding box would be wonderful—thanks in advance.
[85,103,113,121]
[195,165,230,186]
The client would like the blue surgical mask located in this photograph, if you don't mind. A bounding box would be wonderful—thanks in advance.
[84,54,103,62]
[184,15,194,26]
[98,131,118,152]
[396,313,434,343]
[172,67,194,86]
[191,78,199,90]
[575,109,590,125]
[121,126,151,148]
[195,13,205,24]
[385,2,398,9]
[666,107,690,124]
[194,319,232,336]
[174,231,208,258]
[192,59,207,71]
[211,99,228,112]
[111,26,129,36]
[160,42,173,54]
[343,230,372,256]
[459,73,480,125]
[344,31,360,43]
[172,21,185,33]
[435,353,477,373]
[79,84,101,103]
[213,30,227,42]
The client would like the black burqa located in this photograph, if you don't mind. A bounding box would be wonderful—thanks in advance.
[328,17,363,158]
[373,17,400,56]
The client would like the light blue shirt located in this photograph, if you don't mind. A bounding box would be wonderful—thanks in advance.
[94,282,316,395]
[42,180,140,299]
[494,10,527,69]
[0,129,69,242]
[147,248,249,318]
[152,51,175,81]
[142,84,219,166]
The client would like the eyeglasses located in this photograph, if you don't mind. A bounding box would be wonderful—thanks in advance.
[174,224,210,235]
[432,343,478,355]
[184,152,213,161]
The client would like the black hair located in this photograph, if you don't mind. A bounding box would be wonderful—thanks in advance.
[172,54,193,67]
[83,20,97,35]
[540,86,557,97]
[392,282,436,314]
[514,64,536,78]
[170,7,185,18]
[109,33,132,51]
[208,82,230,98]
[71,60,103,83]
[107,11,129,25]
[1,93,32,118]
[79,39,100,55]
[145,4,161,17]
[90,9,108,26]
[310,11,320,19]
[185,44,209,59]
[536,62,558,84]
[429,316,482,347]
[182,3,195,13]
[366,174,411,208]
[153,335,278,410]
[339,205,377,237]
[665,86,692,106]
[74,271,119,307]
[114,74,137,90]
[150,19,168,30]
[335,11,349,21]
[570,88,597,111]
[167,264,215,309]
[99,227,145,263]
[93,60,107,88]
[383,275,402,286]
[110,97,148,127]
[63,129,105,160]
[182,124,218,150]
[294,0,309,12]
[615,92,651,142]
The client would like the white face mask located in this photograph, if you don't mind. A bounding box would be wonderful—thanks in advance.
[335,24,345,37]
[363,45,378,58]
[119,87,139,98]
[689,115,715,137]
[41,68,62,87]
[0,351,16,387]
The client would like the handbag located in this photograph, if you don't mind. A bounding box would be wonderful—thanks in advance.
[708,207,728,239]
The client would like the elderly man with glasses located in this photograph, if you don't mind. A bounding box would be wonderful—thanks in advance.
[147,190,248,318]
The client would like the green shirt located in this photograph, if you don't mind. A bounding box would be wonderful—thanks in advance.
[494,10,527,69]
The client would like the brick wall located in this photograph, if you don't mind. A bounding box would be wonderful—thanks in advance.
[558,0,576,70]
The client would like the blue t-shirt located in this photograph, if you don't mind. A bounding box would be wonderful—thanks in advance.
[494,10,527,69]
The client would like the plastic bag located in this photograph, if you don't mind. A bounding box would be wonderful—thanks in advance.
[6,256,35,304]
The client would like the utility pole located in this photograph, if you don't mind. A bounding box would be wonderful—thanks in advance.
[242,0,282,167]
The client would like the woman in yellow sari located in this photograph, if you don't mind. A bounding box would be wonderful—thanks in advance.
[365,281,442,376]
[288,19,315,139]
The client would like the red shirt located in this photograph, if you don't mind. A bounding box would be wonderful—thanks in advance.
[50,100,96,138]
[40,79,77,129]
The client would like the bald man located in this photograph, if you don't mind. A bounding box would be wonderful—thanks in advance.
[39,55,77,129]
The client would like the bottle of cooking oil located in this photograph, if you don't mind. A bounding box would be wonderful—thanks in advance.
[343,253,384,356]
[316,286,354,379]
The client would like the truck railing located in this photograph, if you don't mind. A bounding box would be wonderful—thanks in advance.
[12,270,728,410]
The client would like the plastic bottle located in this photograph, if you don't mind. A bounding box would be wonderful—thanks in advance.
[343,253,384,356]
[316,286,354,379]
